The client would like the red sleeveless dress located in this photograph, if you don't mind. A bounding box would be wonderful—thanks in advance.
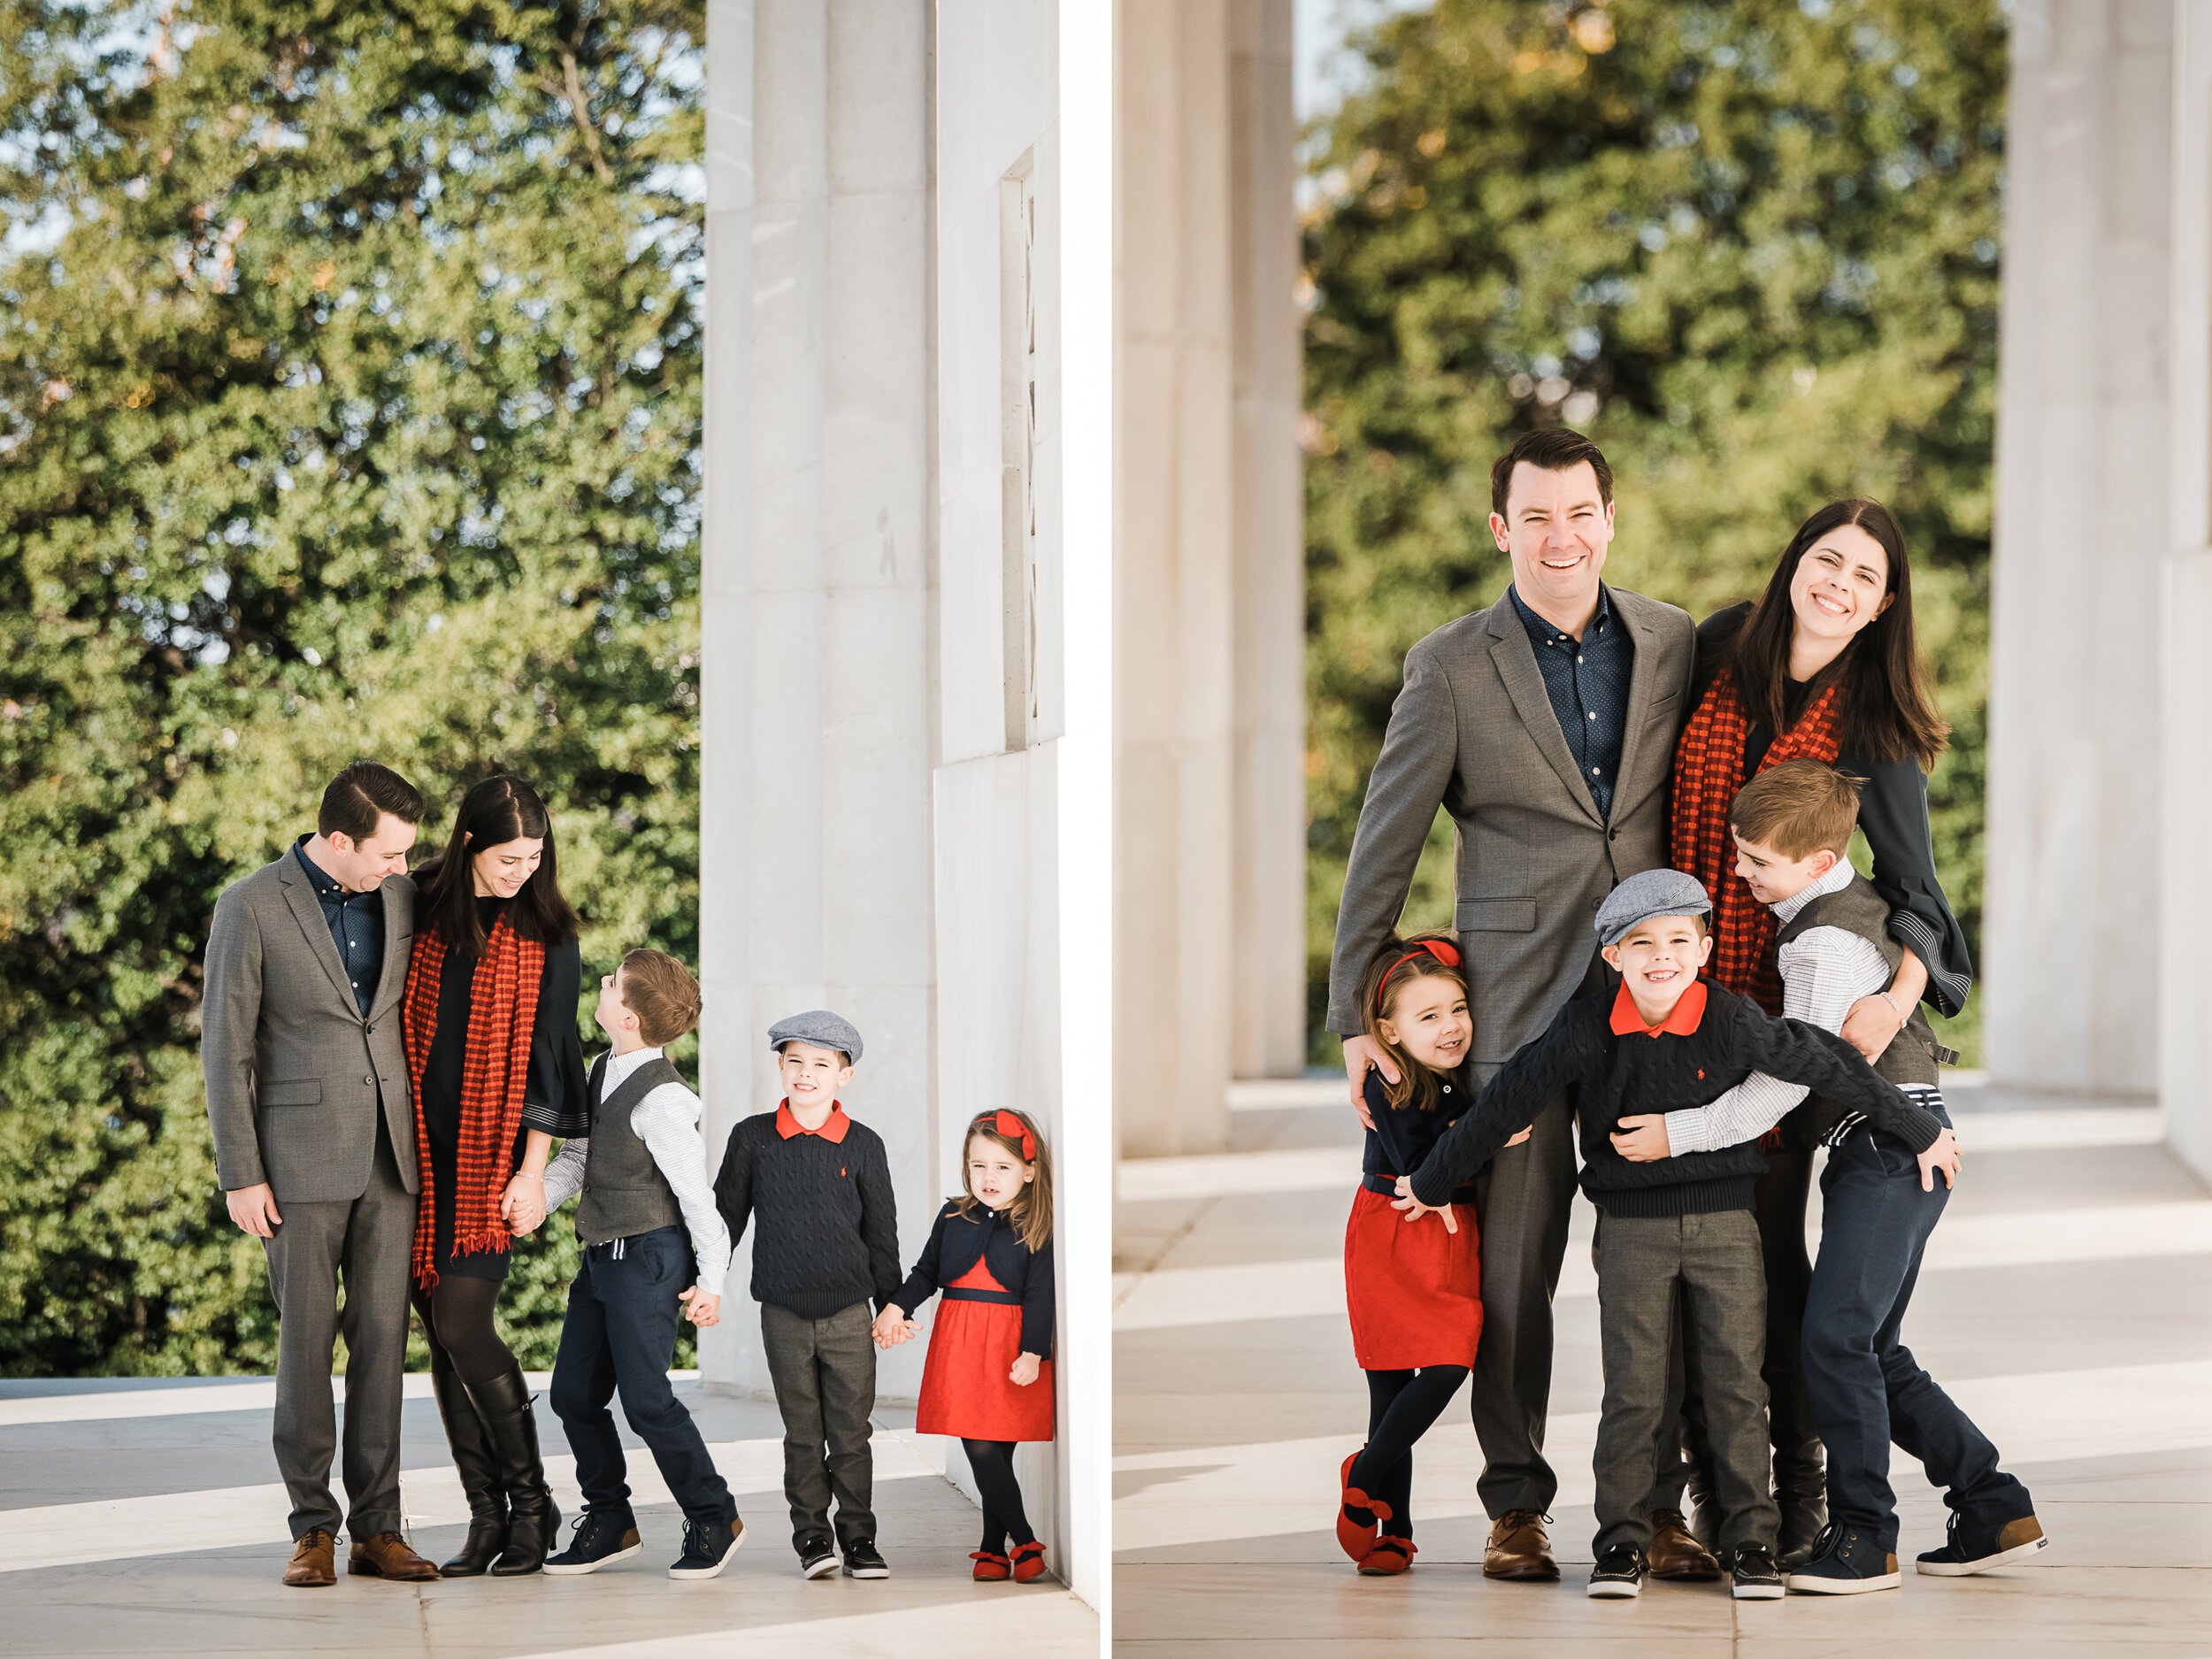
[914,1257,1056,1442]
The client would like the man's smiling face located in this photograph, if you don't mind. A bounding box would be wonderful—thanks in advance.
[1491,458,1616,627]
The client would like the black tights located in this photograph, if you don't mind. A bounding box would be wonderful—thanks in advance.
[963,1439,1035,1553]
[411,1275,517,1387]
[1347,1365,1470,1541]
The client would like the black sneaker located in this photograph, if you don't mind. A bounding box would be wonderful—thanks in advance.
[1586,1544,1645,1599]
[542,1508,642,1576]
[841,1539,889,1578]
[797,1535,838,1579]
[1916,1508,2047,1577]
[1729,1541,1784,1601]
[1785,1523,1900,1594]
[669,1515,746,1580]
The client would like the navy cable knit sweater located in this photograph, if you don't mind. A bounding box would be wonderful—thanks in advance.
[1406,982,1943,1216]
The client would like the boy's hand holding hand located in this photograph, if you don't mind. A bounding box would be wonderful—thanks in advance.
[1610,1115,1671,1163]
[679,1286,720,1327]
[1916,1126,1962,1192]
[1010,1352,1041,1386]
[1390,1176,1458,1233]
[499,1173,546,1234]
[871,1306,921,1349]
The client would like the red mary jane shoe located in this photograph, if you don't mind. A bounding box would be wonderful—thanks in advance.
[1359,1536,1416,1576]
[1010,1540,1048,1583]
[1336,1449,1394,1561]
[971,1550,1010,1582]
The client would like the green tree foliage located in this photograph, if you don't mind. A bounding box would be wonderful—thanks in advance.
[0,0,704,1374]
[1304,0,2001,1059]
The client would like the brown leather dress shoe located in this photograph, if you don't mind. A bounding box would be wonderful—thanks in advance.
[284,1528,336,1587]
[1483,1509,1561,1581]
[1646,1509,1724,1581]
[348,1531,441,1581]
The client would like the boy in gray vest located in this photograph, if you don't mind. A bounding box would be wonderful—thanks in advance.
[537,949,744,1579]
[1614,761,2043,1594]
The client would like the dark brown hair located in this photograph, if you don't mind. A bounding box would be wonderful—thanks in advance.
[1731,760,1866,861]
[416,774,580,956]
[318,761,426,842]
[1489,426,1615,517]
[954,1109,1053,1252]
[1729,499,1949,771]
[1355,932,1470,1116]
[618,948,701,1048]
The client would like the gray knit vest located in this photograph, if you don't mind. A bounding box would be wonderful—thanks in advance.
[577,1053,687,1246]
[1775,876,1950,1145]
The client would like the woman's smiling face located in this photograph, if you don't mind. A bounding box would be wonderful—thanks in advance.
[1378,972,1472,1071]
[1788,521,1892,651]
[469,833,543,899]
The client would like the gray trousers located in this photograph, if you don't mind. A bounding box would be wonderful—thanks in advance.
[261,1127,416,1540]
[1592,1209,1778,1555]
[760,1301,878,1548]
[1465,951,1602,1518]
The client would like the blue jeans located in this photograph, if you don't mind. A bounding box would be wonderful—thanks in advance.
[549,1227,735,1526]
[1801,1103,2031,1549]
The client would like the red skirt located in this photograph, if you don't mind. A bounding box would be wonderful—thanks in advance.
[914,1262,1056,1443]
[1343,1184,1484,1371]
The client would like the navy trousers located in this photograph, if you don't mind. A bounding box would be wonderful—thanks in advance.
[550,1227,736,1526]
[1801,1102,2031,1549]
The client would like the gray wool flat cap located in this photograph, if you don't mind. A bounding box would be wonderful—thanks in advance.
[1594,868,1713,947]
[768,1010,864,1064]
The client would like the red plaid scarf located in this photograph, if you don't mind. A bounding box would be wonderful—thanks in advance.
[403,916,544,1290]
[1670,666,1844,1015]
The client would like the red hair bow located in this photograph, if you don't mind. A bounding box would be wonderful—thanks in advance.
[1374,938,1463,1015]
[974,1109,1037,1162]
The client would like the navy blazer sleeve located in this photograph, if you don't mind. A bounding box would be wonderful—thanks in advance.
[1018,1234,1056,1359]
[520,938,591,1138]
[891,1202,955,1317]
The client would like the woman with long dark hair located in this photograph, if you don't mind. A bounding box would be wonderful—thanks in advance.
[1661,498,1965,1570]
[401,773,590,1577]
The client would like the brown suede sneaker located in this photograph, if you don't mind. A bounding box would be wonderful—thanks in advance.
[348,1531,441,1581]
[1647,1509,1723,1581]
[1483,1509,1561,1581]
[283,1528,336,1587]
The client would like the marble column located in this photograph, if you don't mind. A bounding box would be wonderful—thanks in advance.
[697,0,937,1400]
[1986,0,2170,1101]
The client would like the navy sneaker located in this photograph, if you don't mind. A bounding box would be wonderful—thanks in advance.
[669,1514,746,1580]
[1916,1509,2047,1577]
[542,1508,642,1576]
[1586,1544,1645,1599]
[1784,1523,1900,1594]
[798,1534,838,1579]
[841,1538,889,1579]
[1729,1541,1784,1601]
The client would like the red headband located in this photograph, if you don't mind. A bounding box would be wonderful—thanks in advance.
[1374,938,1464,1015]
[974,1110,1037,1162]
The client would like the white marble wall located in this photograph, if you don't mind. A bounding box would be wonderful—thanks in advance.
[1987,0,2170,1099]
[698,0,937,1403]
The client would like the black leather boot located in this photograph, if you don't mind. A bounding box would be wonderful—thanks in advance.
[432,1370,509,1576]
[465,1362,561,1576]
[1774,1450,1829,1571]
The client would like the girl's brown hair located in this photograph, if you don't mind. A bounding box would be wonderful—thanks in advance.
[955,1108,1053,1251]
[1355,933,1470,1115]
[1729,498,1949,772]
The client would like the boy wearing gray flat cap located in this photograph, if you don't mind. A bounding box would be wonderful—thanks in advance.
[1391,867,1958,1604]
[711,1009,901,1581]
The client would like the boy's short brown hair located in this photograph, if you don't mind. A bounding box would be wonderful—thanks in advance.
[618,948,702,1048]
[1730,759,1865,861]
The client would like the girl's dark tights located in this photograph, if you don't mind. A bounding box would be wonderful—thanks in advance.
[1348,1365,1470,1540]
[963,1438,1034,1553]
[411,1275,516,1387]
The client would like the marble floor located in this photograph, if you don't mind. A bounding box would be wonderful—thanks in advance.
[1114,1079,2212,1655]
[0,1373,1096,1658]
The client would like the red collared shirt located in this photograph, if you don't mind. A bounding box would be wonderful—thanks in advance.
[1609,979,1709,1038]
[774,1100,852,1144]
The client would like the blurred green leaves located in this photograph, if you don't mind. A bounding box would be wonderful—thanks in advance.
[1303,0,2000,1060]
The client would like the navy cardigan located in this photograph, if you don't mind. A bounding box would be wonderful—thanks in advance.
[891,1199,1056,1360]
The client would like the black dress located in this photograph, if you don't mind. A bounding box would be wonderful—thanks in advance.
[420,895,591,1281]
[1694,603,1974,1016]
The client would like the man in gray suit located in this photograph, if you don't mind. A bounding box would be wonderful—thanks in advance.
[203,761,441,1587]
[1328,428,1696,1581]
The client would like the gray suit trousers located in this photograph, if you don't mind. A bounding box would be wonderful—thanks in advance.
[262,1125,416,1540]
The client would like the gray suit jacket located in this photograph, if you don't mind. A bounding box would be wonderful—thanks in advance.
[201,854,420,1202]
[1326,584,1696,1069]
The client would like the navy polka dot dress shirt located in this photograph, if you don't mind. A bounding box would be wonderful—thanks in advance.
[294,837,385,1017]
[1509,582,1636,819]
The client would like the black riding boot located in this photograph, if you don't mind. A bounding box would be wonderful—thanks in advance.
[465,1361,561,1576]
[432,1369,510,1576]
